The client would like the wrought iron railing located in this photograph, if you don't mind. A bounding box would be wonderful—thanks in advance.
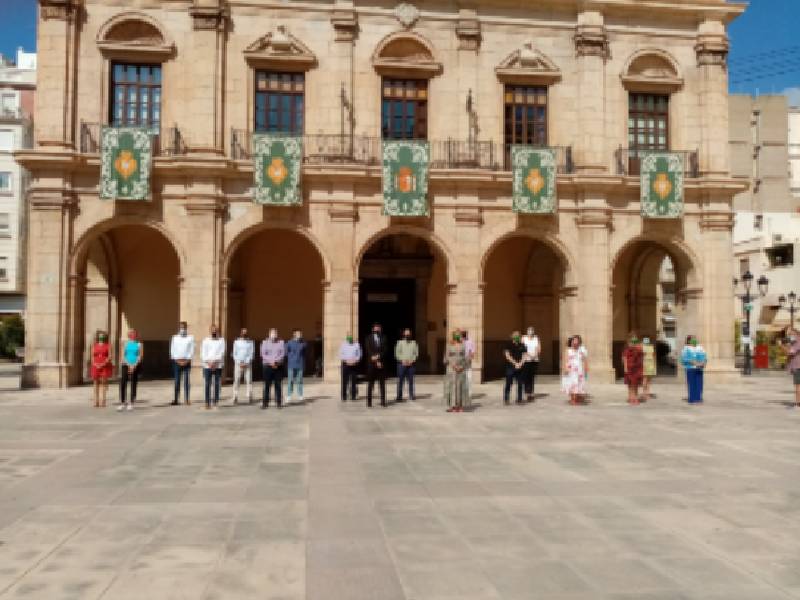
[430,139,498,170]
[615,147,699,178]
[501,145,574,174]
[0,107,30,121]
[79,122,187,156]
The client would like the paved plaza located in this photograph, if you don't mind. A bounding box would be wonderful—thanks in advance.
[0,369,799,599]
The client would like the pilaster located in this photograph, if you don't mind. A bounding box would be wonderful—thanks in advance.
[696,19,730,177]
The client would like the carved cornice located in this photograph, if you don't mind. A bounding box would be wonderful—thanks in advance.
[699,211,734,231]
[189,5,229,32]
[244,26,317,70]
[695,34,729,68]
[575,208,612,229]
[29,191,77,212]
[454,209,482,226]
[328,204,359,222]
[456,11,481,51]
[39,0,80,22]
[331,8,358,42]
[574,24,609,59]
[183,200,227,215]
[495,43,561,84]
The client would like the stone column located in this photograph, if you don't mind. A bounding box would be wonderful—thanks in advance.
[452,209,482,380]
[573,10,610,174]
[21,191,74,388]
[188,1,228,154]
[695,20,730,176]
[36,0,80,149]
[323,275,355,383]
[576,208,615,382]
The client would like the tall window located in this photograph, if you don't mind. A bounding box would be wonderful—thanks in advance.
[381,78,428,140]
[0,172,11,191]
[110,63,162,128]
[504,85,547,166]
[628,93,669,173]
[254,71,304,134]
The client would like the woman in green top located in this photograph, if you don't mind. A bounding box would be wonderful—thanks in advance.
[642,336,656,400]
[443,330,468,412]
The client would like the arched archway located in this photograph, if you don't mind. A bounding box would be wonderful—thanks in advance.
[481,235,569,380]
[611,238,698,378]
[225,228,325,377]
[72,224,181,382]
[357,232,449,375]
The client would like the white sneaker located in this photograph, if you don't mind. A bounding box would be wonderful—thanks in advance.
[298,396,304,403]
[126,404,133,411]
[117,404,125,412]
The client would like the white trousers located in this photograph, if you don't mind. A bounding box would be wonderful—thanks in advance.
[232,362,252,401]
[465,367,473,398]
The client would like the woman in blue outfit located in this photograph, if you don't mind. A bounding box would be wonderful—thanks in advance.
[119,329,143,411]
[680,334,706,404]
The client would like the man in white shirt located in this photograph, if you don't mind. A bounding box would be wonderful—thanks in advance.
[201,324,226,410]
[461,329,475,401]
[170,321,195,405]
[521,326,541,402]
[231,327,254,404]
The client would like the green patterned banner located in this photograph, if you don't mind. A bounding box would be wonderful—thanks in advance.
[100,127,152,201]
[382,140,429,216]
[511,146,557,213]
[640,152,683,218]
[253,134,302,205]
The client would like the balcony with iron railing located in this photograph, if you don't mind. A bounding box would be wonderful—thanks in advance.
[230,129,575,174]
[79,122,187,157]
[615,147,699,178]
[0,106,30,122]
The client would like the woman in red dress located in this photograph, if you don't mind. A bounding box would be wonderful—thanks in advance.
[622,331,644,405]
[91,330,113,408]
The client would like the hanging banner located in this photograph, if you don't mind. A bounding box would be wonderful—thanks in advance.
[640,152,684,218]
[511,146,557,214]
[100,127,153,201]
[253,134,303,205]
[382,140,430,216]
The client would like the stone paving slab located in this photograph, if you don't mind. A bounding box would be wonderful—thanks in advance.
[0,374,798,599]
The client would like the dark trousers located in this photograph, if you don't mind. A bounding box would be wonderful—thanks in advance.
[341,363,358,400]
[263,365,283,407]
[397,364,415,400]
[173,362,191,403]
[120,365,139,404]
[687,369,704,403]
[203,368,221,406]
[524,361,538,396]
[504,366,524,403]
[367,365,386,407]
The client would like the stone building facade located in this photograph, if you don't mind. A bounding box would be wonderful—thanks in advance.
[18,0,746,388]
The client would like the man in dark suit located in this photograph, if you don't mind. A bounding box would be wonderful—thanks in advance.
[364,322,387,407]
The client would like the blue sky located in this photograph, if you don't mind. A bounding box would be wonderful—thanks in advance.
[0,0,797,100]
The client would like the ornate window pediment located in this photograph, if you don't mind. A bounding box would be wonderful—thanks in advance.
[622,50,683,92]
[244,27,317,71]
[495,43,561,84]
[372,32,442,77]
[96,12,175,59]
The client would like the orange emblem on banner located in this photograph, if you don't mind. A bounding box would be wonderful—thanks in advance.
[114,150,137,180]
[396,166,416,193]
[267,157,288,185]
[525,167,545,196]
[652,172,673,200]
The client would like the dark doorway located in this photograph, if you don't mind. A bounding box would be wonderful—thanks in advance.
[359,278,415,376]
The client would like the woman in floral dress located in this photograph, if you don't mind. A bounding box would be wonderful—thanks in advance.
[443,330,468,412]
[622,332,644,405]
[562,335,588,405]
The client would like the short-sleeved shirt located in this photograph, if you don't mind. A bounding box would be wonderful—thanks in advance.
[504,341,526,364]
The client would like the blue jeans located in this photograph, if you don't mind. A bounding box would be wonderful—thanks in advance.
[397,364,415,400]
[287,367,304,398]
[686,368,703,403]
[173,362,191,403]
[203,368,221,406]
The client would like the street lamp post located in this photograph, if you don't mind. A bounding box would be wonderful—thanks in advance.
[778,291,798,328]
[733,271,769,376]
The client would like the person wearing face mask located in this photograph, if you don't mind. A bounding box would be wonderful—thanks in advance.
[90,329,113,408]
[395,328,419,402]
[231,328,254,404]
[364,323,388,407]
[461,330,475,401]
[562,334,589,405]
[641,336,656,399]
[622,331,644,405]
[680,334,706,404]
[444,329,468,412]
[260,328,286,409]
[783,328,800,407]
[118,329,143,411]
[503,331,527,405]
[521,326,540,402]
[286,328,307,404]
[201,324,226,410]
[339,332,362,401]
[170,321,194,405]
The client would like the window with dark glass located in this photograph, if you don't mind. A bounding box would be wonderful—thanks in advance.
[381,79,428,140]
[254,71,304,134]
[110,63,162,128]
[628,93,669,173]
[503,85,547,168]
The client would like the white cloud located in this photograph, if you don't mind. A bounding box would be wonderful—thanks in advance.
[783,87,800,108]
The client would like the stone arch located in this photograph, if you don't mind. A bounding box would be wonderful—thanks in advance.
[621,48,683,91]
[372,31,442,76]
[480,230,576,287]
[96,12,175,56]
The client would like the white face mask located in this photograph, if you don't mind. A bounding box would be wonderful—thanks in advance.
[179,328,187,336]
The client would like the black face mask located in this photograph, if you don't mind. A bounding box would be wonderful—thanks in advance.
[404,334,411,340]
[211,332,218,339]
